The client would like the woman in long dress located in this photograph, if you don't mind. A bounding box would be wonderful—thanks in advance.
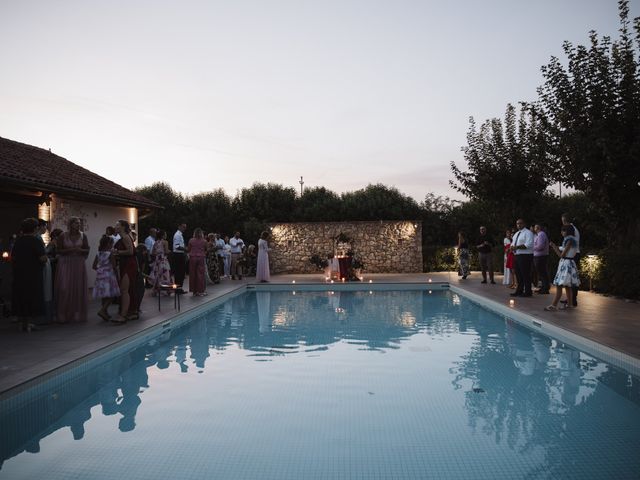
[55,216,90,323]
[12,218,47,331]
[205,233,221,284]
[187,228,207,296]
[503,229,515,287]
[456,231,470,279]
[222,236,232,278]
[113,220,138,323]
[256,231,271,282]
[149,230,173,294]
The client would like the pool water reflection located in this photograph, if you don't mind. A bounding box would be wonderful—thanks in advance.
[1,290,639,479]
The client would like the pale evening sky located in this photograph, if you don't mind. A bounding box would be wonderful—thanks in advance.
[1,0,636,201]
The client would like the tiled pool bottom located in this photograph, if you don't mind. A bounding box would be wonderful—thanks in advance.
[1,289,639,479]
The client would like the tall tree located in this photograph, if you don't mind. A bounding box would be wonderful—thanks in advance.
[533,0,640,242]
[450,104,551,222]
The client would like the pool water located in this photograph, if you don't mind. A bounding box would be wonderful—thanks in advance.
[1,289,639,479]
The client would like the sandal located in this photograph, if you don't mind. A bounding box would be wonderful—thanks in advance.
[98,310,110,322]
[543,305,558,311]
[111,316,127,324]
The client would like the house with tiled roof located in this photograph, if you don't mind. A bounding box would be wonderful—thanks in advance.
[0,136,160,287]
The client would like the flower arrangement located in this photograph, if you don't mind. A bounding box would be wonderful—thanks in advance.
[309,254,329,270]
[334,232,352,244]
[351,256,365,270]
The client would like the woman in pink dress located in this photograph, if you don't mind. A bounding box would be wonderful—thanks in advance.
[187,228,207,296]
[256,231,271,282]
[149,230,173,294]
[55,217,90,323]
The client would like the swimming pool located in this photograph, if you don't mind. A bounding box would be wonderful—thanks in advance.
[1,288,639,479]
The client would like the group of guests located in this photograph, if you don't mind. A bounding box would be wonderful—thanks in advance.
[141,225,272,297]
[457,213,581,311]
[10,218,272,331]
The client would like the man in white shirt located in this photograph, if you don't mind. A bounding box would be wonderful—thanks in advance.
[561,213,580,306]
[144,228,157,256]
[510,218,535,297]
[229,231,245,280]
[172,223,187,287]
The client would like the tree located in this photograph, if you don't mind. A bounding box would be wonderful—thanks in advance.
[450,104,552,223]
[233,183,297,224]
[533,0,640,242]
[188,189,234,236]
[134,182,190,237]
[340,184,421,220]
[293,186,342,221]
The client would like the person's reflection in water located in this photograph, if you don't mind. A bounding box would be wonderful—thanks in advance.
[256,291,271,334]
[189,319,210,369]
[174,337,189,373]
[117,350,148,433]
[556,344,582,407]
[531,333,551,369]
[508,323,536,376]
[98,359,123,417]
[153,331,174,370]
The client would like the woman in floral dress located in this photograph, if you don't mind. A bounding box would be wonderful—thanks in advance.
[205,233,221,284]
[457,231,470,279]
[544,224,580,311]
[149,230,173,294]
[92,235,120,321]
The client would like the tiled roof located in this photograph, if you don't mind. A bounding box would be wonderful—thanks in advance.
[0,136,160,209]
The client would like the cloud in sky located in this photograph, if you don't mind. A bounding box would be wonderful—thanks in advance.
[0,0,635,201]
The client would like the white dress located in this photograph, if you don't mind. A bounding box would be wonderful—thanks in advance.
[256,239,270,282]
[502,237,512,285]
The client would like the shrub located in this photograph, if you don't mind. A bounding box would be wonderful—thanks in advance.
[593,249,640,299]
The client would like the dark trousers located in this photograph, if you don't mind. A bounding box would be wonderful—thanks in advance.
[533,255,550,292]
[479,252,494,281]
[515,254,534,295]
[172,253,186,287]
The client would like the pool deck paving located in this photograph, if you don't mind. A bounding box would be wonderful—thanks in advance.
[1,271,638,395]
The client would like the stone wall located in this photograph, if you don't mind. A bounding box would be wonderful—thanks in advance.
[268,221,422,274]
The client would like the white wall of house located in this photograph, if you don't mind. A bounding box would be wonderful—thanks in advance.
[48,195,138,287]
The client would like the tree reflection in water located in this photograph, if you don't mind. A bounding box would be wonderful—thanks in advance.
[1,290,639,478]
[449,298,640,478]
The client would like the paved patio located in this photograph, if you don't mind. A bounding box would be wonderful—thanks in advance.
[1,271,638,395]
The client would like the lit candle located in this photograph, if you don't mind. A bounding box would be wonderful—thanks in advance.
[330,280,334,284]
[369,279,372,283]
[341,278,345,282]
[292,280,296,284]
[1,251,8,259]
[428,278,432,283]
[509,299,515,307]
